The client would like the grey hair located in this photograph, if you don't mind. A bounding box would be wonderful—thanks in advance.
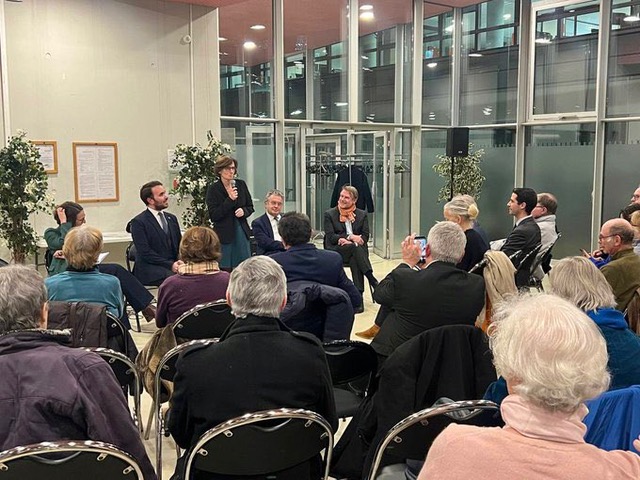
[489,293,610,413]
[264,189,284,204]
[427,221,466,264]
[227,256,287,319]
[550,257,616,311]
[0,265,47,334]
[444,195,479,221]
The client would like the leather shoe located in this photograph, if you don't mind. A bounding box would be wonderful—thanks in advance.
[141,304,156,323]
[355,324,380,340]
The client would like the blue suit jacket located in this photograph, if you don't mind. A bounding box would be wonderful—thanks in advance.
[251,213,285,256]
[271,243,362,309]
[129,209,181,286]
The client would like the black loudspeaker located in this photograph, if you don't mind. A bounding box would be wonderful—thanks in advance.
[446,127,469,157]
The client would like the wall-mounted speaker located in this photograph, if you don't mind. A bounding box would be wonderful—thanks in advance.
[446,127,469,157]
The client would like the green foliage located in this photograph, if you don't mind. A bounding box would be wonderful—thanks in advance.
[171,131,233,227]
[0,130,53,263]
[433,144,486,202]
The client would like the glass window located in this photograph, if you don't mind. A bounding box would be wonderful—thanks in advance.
[422,8,453,125]
[219,0,273,118]
[603,121,640,221]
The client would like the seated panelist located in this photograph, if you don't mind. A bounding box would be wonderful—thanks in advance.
[251,189,286,256]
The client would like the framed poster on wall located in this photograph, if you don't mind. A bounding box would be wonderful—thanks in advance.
[32,141,58,174]
[72,142,119,203]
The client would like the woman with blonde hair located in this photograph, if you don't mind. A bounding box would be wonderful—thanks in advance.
[155,226,230,327]
[550,256,640,390]
[443,194,489,271]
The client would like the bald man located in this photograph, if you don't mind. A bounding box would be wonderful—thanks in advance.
[598,218,640,311]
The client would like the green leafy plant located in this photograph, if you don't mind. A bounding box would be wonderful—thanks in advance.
[0,130,53,263]
[433,144,486,202]
[171,131,233,227]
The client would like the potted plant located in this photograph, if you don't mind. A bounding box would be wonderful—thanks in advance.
[433,144,486,202]
[0,130,53,263]
[171,131,233,227]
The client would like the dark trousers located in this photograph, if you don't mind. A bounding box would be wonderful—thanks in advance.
[336,244,372,292]
[374,304,391,327]
[97,263,154,312]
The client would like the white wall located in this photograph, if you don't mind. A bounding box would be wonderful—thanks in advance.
[1,0,219,260]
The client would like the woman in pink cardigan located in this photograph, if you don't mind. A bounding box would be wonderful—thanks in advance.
[419,294,640,480]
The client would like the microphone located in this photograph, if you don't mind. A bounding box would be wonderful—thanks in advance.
[230,179,236,189]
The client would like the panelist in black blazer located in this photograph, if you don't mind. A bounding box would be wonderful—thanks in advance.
[129,181,183,286]
[251,189,286,256]
[324,185,378,296]
[205,156,254,269]
[371,222,485,360]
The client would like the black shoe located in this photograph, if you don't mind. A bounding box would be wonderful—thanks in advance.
[354,305,365,314]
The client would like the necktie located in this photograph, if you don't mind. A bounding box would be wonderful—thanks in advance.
[159,212,169,235]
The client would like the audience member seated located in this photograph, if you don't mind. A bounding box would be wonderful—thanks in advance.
[551,256,640,390]
[442,194,488,272]
[0,265,156,479]
[251,189,286,255]
[531,192,559,279]
[167,256,337,480]
[45,225,126,326]
[418,294,640,480]
[272,212,363,312]
[368,223,485,361]
[475,251,517,333]
[129,181,183,286]
[44,201,156,322]
[324,185,378,297]
[155,226,230,328]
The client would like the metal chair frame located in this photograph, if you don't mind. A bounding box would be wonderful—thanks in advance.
[367,400,499,480]
[183,408,334,480]
[171,300,234,341]
[528,233,562,292]
[0,440,143,479]
[81,347,142,435]
[152,339,218,479]
[469,249,522,274]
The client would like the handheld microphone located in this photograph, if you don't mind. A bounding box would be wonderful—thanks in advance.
[230,179,236,189]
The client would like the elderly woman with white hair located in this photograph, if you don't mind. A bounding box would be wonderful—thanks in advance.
[418,294,640,480]
[551,256,640,390]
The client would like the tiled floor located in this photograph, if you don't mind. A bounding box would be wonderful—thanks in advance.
[129,253,402,479]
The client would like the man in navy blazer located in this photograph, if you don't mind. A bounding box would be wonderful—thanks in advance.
[251,189,286,256]
[129,181,183,286]
[271,212,363,312]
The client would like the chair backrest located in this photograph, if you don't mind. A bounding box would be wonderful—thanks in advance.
[324,340,377,395]
[183,408,334,479]
[367,400,499,480]
[529,232,562,276]
[0,440,143,479]
[47,301,109,348]
[155,339,218,397]
[0,258,7,267]
[125,242,136,273]
[171,300,235,341]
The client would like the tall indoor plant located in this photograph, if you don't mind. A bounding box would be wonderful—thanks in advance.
[0,130,53,263]
[433,144,486,202]
[171,131,233,227]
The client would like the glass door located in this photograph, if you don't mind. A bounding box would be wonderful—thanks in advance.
[305,134,341,231]
[372,132,390,257]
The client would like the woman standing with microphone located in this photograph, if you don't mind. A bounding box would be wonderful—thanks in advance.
[206,155,254,270]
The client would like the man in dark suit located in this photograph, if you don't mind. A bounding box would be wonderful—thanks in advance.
[167,256,337,480]
[499,187,542,288]
[251,189,286,255]
[324,185,378,298]
[271,212,363,312]
[371,222,485,361]
[129,181,183,286]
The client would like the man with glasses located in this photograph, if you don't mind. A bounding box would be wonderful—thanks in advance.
[251,189,286,255]
[631,185,640,205]
[531,192,559,279]
[598,219,640,311]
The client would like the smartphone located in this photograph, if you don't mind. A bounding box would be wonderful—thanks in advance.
[579,248,590,257]
[415,235,427,264]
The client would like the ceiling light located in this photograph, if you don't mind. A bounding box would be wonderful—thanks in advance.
[469,52,483,57]
[243,41,257,50]
[360,4,373,10]
[335,102,348,107]
[427,62,437,68]
[624,14,640,22]
[360,11,375,21]
[290,109,303,116]
[218,37,227,42]
[361,55,369,60]
[250,24,266,30]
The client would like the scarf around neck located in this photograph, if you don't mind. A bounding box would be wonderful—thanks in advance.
[178,261,220,275]
[338,204,356,223]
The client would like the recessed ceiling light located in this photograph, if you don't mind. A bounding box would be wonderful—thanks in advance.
[250,24,266,30]
[360,4,373,10]
[243,41,257,50]
[360,11,375,21]
[218,37,227,42]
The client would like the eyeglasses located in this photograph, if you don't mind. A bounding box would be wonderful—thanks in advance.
[223,166,236,171]
[598,234,617,241]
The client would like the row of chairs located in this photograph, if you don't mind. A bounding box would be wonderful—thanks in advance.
[0,400,498,480]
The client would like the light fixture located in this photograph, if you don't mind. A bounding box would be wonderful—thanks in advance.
[250,24,266,30]
[624,8,640,22]
[360,4,374,10]
[290,109,303,116]
[361,55,369,60]
[427,62,437,68]
[335,102,348,107]
[243,41,257,50]
[469,52,483,57]
[360,11,375,20]
[218,37,228,42]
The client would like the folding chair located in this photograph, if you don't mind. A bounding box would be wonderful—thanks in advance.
[0,440,143,479]
[152,339,218,479]
[324,340,377,419]
[125,241,157,332]
[528,233,562,292]
[82,347,142,435]
[182,408,334,480]
[367,400,499,480]
[171,300,235,341]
